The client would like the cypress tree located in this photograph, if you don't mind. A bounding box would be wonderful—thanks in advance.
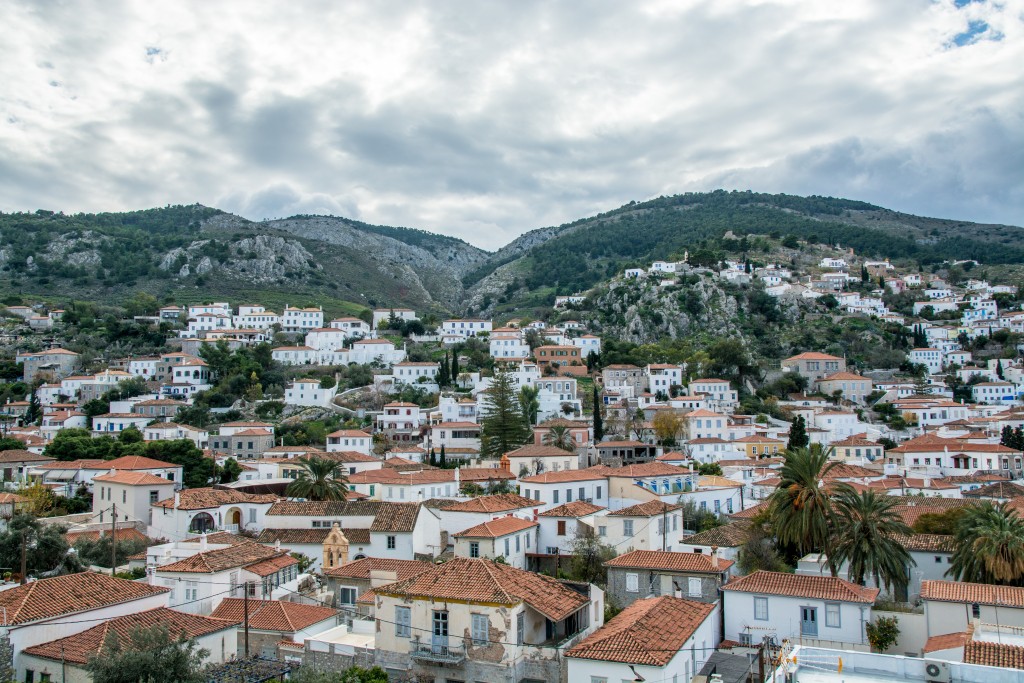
[997,360,1004,380]
[451,351,461,384]
[438,354,450,387]
[429,448,437,466]
[440,444,447,468]
[592,385,604,441]
[1001,426,1014,448]
[787,415,809,451]
[480,365,530,459]
[1014,426,1024,451]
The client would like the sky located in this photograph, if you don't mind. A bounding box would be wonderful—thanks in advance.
[1,0,1021,251]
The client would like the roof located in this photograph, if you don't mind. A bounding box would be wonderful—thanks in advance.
[210,598,337,632]
[784,352,843,361]
[369,502,421,533]
[888,533,955,553]
[504,444,577,458]
[66,527,150,545]
[683,522,754,548]
[607,501,682,517]
[923,631,969,654]
[323,557,433,581]
[255,528,333,544]
[964,640,1024,670]
[0,450,52,464]
[565,596,715,666]
[154,488,278,510]
[266,500,383,517]
[0,572,168,625]
[92,470,174,486]
[445,494,538,513]
[519,466,612,484]
[963,481,1024,499]
[22,608,237,664]
[539,501,605,517]
[452,516,538,538]
[820,371,870,381]
[181,531,250,547]
[921,580,1024,607]
[722,570,879,603]
[376,557,589,621]
[245,554,300,577]
[157,542,291,574]
[606,550,734,573]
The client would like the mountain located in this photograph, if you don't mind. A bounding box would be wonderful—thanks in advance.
[0,192,1020,317]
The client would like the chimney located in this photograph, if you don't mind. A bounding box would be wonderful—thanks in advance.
[275,539,281,552]
[454,466,460,484]
[710,546,720,570]
[174,491,180,508]
[199,533,207,552]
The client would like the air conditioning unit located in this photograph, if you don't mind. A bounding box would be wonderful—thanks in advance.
[924,660,951,683]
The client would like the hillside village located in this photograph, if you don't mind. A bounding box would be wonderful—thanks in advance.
[0,236,1022,682]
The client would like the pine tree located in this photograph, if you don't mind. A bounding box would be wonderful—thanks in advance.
[592,385,604,441]
[1001,425,1014,448]
[24,388,41,425]
[787,415,809,451]
[480,366,530,459]
[1014,426,1024,451]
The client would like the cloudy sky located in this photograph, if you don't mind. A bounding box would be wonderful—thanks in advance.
[1,0,1021,250]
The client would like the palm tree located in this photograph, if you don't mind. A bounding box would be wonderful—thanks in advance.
[948,502,1024,586]
[544,425,574,451]
[285,456,349,502]
[768,447,840,557]
[829,488,914,594]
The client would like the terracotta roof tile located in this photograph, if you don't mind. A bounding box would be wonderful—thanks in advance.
[963,482,1024,499]
[255,528,333,545]
[66,527,150,545]
[369,502,421,533]
[377,557,589,621]
[266,500,382,517]
[923,632,968,653]
[92,470,175,486]
[323,557,432,580]
[539,501,605,517]
[722,570,878,603]
[683,522,754,548]
[520,466,612,484]
[245,553,299,577]
[445,494,537,513]
[157,542,290,574]
[964,640,1024,669]
[22,608,236,664]
[607,501,682,517]
[605,550,733,573]
[154,488,278,510]
[452,516,538,538]
[93,455,179,470]
[210,598,337,632]
[566,596,715,666]
[181,531,250,546]
[0,572,168,625]
[921,580,1024,607]
[505,444,576,458]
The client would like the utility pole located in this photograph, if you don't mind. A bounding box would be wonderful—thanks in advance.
[243,581,250,658]
[111,503,117,576]
[662,504,667,552]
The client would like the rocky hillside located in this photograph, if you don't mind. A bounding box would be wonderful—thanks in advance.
[0,192,1020,316]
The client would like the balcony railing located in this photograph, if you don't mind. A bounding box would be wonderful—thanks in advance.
[410,642,465,665]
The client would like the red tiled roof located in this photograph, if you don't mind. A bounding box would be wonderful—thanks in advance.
[92,470,174,486]
[723,570,878,603]
[157,542,291,574]
[377,557,589,621]
[606,550,733,573]
[566,596,715,666]
[66,527,150,545]
[91,455,178,470]
[245,553,299,577]
[154,488,278,510]
[921,580,1024,607]
[323,557,433,581]
[210,599,337,632]
[0,572,168,625]
[923,631,968,653]
[607,501,682,517]
[505,444,576,458]
[539,501,605,517]
[22,608,236,664]
[445,494,537,513]
[255,528,333,544]
[964,640,1024,669]
[520,466,612,484]
[785,352,843,361]
[452,516,538,538]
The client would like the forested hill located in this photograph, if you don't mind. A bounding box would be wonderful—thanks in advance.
[0,192,1020,316]
[462,191,1024,313]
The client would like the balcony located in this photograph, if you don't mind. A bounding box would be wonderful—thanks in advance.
[410,642,465,665]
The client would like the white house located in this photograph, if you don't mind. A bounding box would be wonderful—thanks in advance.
[372,308,417,329]
[536,501,607,556]
[271,346,319,365]
[304,327,352,352]
[441,319,493,338]
[91,413,151,437]
[452,516,538,569]
[909,348,943,374]
[722,570,878,649]
[571,334,602,357]
[92,469,177,531]
[392,361,439,385]
[566,596,717,683]
[689,378,738,409]
[284,378,337,407]
[281,306,324,332]
[326,429,373,455]
[328,316,371,338]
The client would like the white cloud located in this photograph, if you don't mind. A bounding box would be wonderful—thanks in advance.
[0,0,1020,250]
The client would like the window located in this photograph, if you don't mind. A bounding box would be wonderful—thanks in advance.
[553,490,559,504]
[122,490,127,503]
[579,487,585,500]
[387,535,396,549]
[395,606,411,637]
[688,577,701,597]
[149,490,159,504]
[504,538,510,556]
[471,613,489,646]
[626,573,639,592]
[739,632,752,646]
[754,597,769,621]
[598,525,607,537]
[972,603,981,619]
[515,535,521,552]
[186,580,198,601]
[623,520,634,536]
[339,587,358,605]
[557,520,567,536]
[596,485,602,499]
[469,541,479,558]
[825,603,841,628]
[566,489,573,502]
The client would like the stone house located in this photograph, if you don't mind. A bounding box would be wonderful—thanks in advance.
[604,549,733,609]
